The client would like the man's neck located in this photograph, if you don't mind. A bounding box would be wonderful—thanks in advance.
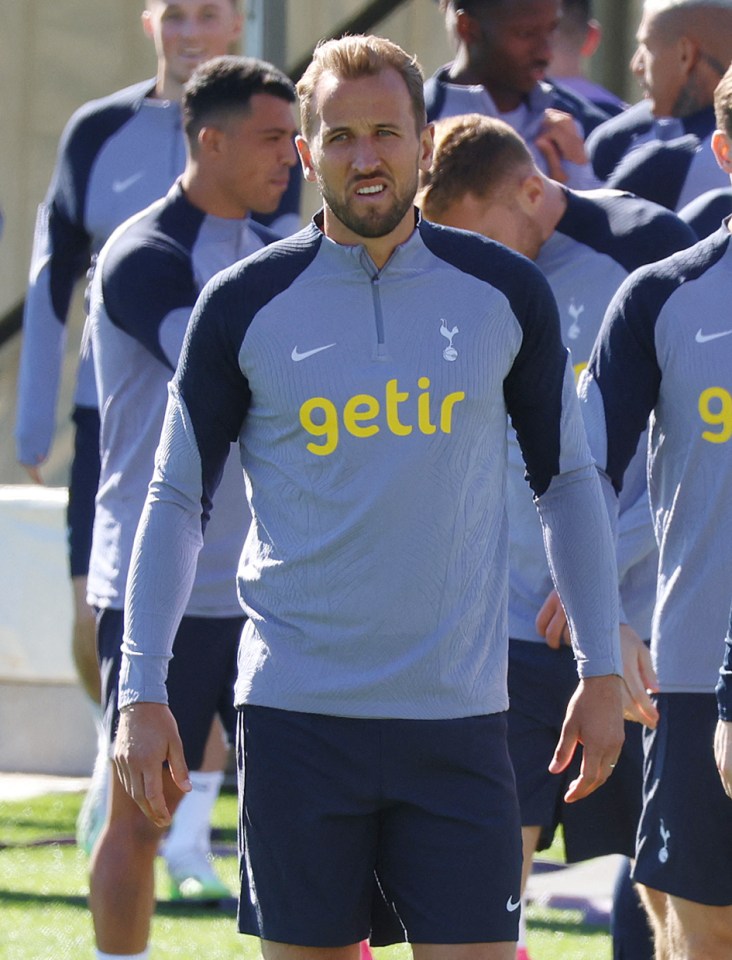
[446,58,523,112]
[153,70,185,103]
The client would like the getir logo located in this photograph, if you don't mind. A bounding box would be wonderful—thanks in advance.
[299,377,466,456]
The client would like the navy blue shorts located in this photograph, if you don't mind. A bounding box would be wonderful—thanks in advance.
[67,405,101,578]
[236,706,522,947]
[98,608,241,770]
[634,693,732,905]
[508,639,642,861]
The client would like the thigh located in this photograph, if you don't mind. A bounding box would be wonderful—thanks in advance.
[634,693,732,905]
[507,641,578,835]
[668,896,732,957]
[375,714,522,947]
[166,615,242,769]
[236,707,380,948]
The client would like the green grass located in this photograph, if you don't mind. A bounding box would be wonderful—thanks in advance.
[0,790,610,959]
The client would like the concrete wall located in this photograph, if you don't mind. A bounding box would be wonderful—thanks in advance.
[0,486,96,775]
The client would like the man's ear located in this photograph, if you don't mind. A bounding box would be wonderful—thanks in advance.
[581,20,602,60]
[678,35,699,78]
[712,129,732,174]
[197,124,224,156]
[141,8,154,40]
[296,135,318,183]
[516,173,544,215]
[455,8,482,46]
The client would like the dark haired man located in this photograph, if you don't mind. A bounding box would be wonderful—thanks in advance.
[87,54,297,960]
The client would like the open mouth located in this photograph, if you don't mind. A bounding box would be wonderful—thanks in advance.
[355,184,386,197]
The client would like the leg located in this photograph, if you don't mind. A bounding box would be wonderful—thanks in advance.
[67,404,101,702]
[262,943,361,960]
[666,896,732,960]
[162,717,232,900]
[71,574,100,702]
[162,617,241,901]
[89,761,183,953]
[413,944,516,960]
[637,884,670,960]
[611,860,654,960]
[520,825,541,894]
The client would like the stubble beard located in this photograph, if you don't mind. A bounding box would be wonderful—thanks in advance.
[318,171,418,240]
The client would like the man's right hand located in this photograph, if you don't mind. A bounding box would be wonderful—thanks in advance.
[114,702,191,827]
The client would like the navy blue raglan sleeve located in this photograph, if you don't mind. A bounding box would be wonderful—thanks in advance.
[102,240,198,371]
[15,96,139,467]
[578,267,664,494]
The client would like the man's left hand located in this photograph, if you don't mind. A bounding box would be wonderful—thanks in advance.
[550,674,625,802]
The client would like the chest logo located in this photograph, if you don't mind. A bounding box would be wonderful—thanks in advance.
[568,299,584,340]
[695,328,732,344]
[291,343,336,362]
[440,319,459,361]
[112,172,144,194]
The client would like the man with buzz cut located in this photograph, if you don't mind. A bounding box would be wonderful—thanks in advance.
[86,54,298,960]
[419,113,695,960]
[13,0,298,890]
[113,33,625,960]
[587,0,732,212]
[582,59,732,960]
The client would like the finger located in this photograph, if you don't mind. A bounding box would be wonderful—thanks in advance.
[621,676,658,728]
[535,593,554,636]
[548,723,578,775]
[563,749,615,803]
[166,739,192,796]
[638,645,660,693]
[142,768,172,828]
[543,608,566,649]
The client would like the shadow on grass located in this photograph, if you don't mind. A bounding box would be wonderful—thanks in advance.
[528,912,607,938]
[0,887,238,917]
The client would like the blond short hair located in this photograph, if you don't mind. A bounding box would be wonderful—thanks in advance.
[420,114,534,220]
[296,35,426,138]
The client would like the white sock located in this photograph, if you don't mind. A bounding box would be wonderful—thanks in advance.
[162,769,224,864]
[96,951,149,960]
[517,899,528,948]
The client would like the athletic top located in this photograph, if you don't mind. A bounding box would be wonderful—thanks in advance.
[589,104,725,211]
[580,222,732,694]
[680,187,732,240]
[87,181,276,618]
[548,75,626,118]
[508,188,695,644]
[425,66,607,189]
[118,214,622,718]
[15,78,300,469]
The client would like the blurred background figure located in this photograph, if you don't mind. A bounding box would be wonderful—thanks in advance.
[548,0,626,115]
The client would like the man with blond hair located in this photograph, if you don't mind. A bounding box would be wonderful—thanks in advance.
[420,113,694,960]
[113,35,625,960]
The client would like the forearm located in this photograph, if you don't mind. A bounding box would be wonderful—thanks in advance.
[536,464,622,677]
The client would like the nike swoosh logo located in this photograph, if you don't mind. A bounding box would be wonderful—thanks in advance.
[506,896,521,913]
[696,328,732,344]
[112,172,144,193]
[291,343,336,362]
